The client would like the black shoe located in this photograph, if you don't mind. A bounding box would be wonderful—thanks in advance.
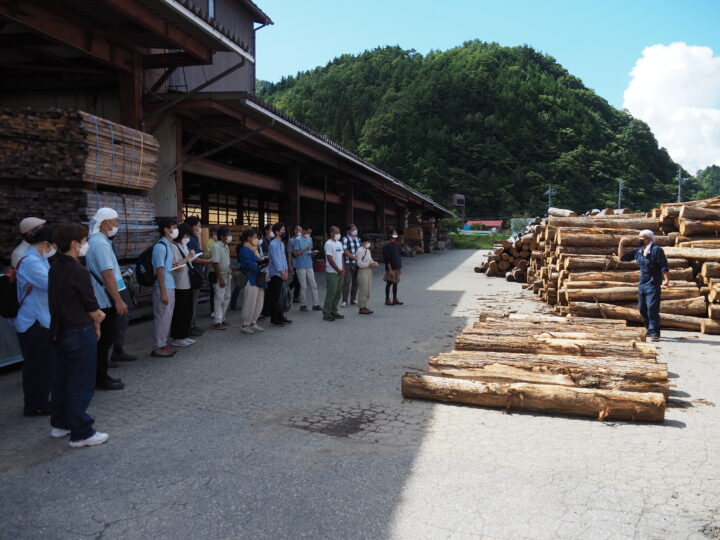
[270,320,285,327]
[293,298,301,304]
[112,349,137,362]
[97,377,125,390]
[300,306,309,312]
[108,361,120,369]
[312,305,322,311]
[331,313,345,319]
[190,327,204,337]
[24,406,51,417]
[323,315,335,321]
[281,318,293,324]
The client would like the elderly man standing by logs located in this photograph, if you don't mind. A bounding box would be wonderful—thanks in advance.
[617,229,670,342]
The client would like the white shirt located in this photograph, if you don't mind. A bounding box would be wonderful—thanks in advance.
[11,240,29,268]
[355,246,375,269]
[324,239,344,274]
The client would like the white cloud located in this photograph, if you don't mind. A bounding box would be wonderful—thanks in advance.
[623,42,720,174]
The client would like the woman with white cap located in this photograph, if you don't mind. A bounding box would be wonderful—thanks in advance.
[618,229,670,341]
[11,216,46,269]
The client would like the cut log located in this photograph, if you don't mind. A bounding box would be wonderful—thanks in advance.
[662,247,720,261]
[401,373,665,422]
[428,351,668,395]
[617,296,707,316]
[562,256,688,271]
[455,332,656,359]
[557,232,675,247]
[548,207,577,217]
[566,268,694,283]
[701,319,720,334]
[473,320,645,339]
[547,216,662,231]
[680,205,720,221]
[505,313,628,326]
[565,286,698,303]
[678,219,720,236]
[568,302,709,331]
[701,262,720,280]
[707,304,720,319]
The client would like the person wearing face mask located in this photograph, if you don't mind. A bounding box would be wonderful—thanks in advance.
[14,224,56,416]
[48,223,109,448]
[267,222,292,326]
[341,224,361,307]
[322,226,346,321]
[383,230,404,306]
[11,216,46,269]
[238,229,269,333]
[291,225,321,312]
[355,239,380,314]
[151,217,181,357]
[86,207,127,390]
[170,224,198,346]
[618,229,670,342]
[183,217,213,337]
[210,226,233,330]
[260,224,275,319]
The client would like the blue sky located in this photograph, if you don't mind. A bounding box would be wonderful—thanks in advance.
[255,0,720,109]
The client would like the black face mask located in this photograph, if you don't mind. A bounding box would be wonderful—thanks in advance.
[638,239,645,247]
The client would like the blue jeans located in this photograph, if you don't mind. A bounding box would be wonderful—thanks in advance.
[51,325,98,441]
[17,322,55,413]
[638,284,661,337]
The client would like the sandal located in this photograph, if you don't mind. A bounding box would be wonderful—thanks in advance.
[151,348,175,358]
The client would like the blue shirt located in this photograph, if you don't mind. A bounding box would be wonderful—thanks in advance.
[239,246,267,288]
[14,246,51,332]
[267,238,288,278]
[152,238,175,290]
[621,244,669,288]
[86,233,125,309]
[290,236,313,269]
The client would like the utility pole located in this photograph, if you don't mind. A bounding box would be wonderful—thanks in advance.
[677,168,689,203]
[544,185,557,209]
[617,178,624,209]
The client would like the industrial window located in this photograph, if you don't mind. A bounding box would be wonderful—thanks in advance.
[183,194,202,222]
[264,200,280,226]
[241,197,260,227]
[208,193,238,225]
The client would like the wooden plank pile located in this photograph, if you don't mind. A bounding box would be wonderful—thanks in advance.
[476,217,540,280]
[523,196,720,333]
[402,314,667,422]
[0,185,156,262]
[0,108,159,191]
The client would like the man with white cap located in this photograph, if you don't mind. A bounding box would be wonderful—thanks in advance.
[86,207,127,390]
[618,229,670,342]
[11,217,46,268]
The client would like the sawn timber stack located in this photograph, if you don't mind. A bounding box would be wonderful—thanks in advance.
[402,314,667,422]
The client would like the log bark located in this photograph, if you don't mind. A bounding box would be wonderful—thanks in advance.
[401,373,665,422]
[557,232,675,247]
[455,332,656,359]
[547,216,661,230]
[565,286,698,303]
[505,313,628,326]
[548,207,577,217]
[568,302,710,331]
[566,268,694,283]
[701,262,720,280]
[428,351,668,395]
[701,319,720,334]
[678,219,720,236]
[680,205,720,221]
[708,304,720,319]
[473,320,645,339]
[562,256,688,271]
[662,247,720,261]
[616,296,707,316]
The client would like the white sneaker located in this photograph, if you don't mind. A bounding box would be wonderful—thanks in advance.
[341,302,348,307]
[171,338,192,347]
[69,431,109,448]
[252,324,264,332]
[186,337,196,344]
[241,326,255,334]
[50,428,70,438]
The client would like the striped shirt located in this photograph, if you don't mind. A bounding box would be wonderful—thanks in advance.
[342,235,361,264]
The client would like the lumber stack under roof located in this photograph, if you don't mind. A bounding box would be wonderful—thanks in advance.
[520,196,720,334]
[402,314,667,422]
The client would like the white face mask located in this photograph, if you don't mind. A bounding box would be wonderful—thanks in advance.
[195,227,202,237]
[296,232,302,237]
[181,238,190,247]
[78,242,89,257]
[364,243,371,249]
[334,234,341,241]
[226,235,233,243]
[258,238,264,246]
[170,228,179,239]
[268,231,275,239]
[108,225,119,238]
[44,247,56,259]
[350,230,357,236]
[304,233,310,239]
[391,234,398,239]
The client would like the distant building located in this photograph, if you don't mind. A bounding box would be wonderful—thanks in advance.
[464,220,503,232]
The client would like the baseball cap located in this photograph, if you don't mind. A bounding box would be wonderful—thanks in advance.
[19,217,46,234]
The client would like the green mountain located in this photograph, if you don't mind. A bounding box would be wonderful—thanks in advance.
[259,42,686,217]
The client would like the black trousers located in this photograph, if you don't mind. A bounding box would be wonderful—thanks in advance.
[114,288,131,350]
[268,275,284,323]
[17,322,55,413]
[291,271,300,300]
[97,308,116,384]
[171,288,193,340]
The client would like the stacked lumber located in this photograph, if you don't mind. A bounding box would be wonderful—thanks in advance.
[0,108,159,191]
[522,197,720,333]
[476,217,540,280]
[402,314,667,422]
[422,218,437,253]
[0,185,156,261]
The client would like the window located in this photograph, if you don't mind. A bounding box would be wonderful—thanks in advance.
[208,193,238,225]
[241,197,260,227]
[208,0,215,18]
[264,200,279,226]
[183,194,202,222]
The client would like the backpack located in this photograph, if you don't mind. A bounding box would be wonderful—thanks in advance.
[0,257,32,319]
[136,242,166,287]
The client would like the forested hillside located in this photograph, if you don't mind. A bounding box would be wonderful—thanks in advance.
[259,42,689,217]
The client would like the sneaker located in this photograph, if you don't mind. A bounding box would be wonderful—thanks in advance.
[300,306,309,312]
[331,313,345,319]
[186,338,196,345]
[252,324,264,332]
[171,338,192,347]
[351,300,357,305]
[341,302,348,307]
[312,305,322,311]
[241,326,255,334]
[323,315,335,321]
[50,428,70,438]
[190,327,204,337]
[69,431,109,448]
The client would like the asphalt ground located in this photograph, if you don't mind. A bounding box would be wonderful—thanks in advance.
[0,249,719,539]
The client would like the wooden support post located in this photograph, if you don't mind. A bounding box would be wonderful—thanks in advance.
[175,116,184,220]
[287,167,300,229]
[345,182,354,229]
[119,53,143,129]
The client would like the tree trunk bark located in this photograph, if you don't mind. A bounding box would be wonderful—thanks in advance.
[616,296,707,316]
[401,373,665,422]
[568,301,709,331]
[678,219,720,236]
[565,286,698,303]
[565,268,694,283]
[561,256,688,271]
[547,216,661,230]
[679,205,720,221]
[548,207,577,217]
[557,232,675,247]
[662,247,720,261]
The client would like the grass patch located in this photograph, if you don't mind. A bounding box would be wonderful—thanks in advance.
[449,232,506,250]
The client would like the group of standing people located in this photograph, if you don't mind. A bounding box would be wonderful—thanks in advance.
[7,209,406,449]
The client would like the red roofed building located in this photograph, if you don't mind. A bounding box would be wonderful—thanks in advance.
[465,220,503,230]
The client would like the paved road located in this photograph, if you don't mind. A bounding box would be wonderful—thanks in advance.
[0,249,719,539]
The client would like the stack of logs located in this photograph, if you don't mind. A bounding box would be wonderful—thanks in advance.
[524,196,720,334]
[478,217,541,280]
[402,314,667,422]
